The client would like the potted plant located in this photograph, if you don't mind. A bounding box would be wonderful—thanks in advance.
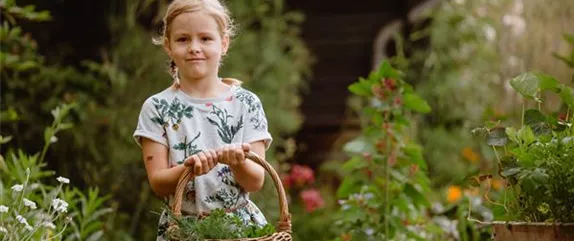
[470,34,574,241]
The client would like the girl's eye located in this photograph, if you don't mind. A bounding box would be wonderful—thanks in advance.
[177,38,187,42]
[202,37,212,42]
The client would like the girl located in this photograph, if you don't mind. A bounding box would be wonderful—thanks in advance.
[133,0,272,240]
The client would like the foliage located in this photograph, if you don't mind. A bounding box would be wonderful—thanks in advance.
[392,0,507,187]
[165,208,275,240]
[329,61,442,240]
[0,104,112,241]
[471,69,574,222]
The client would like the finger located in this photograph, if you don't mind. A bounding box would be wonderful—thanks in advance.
[198,152,208,174]
[242,143,251,153]
[184,154,197,167]
[224,145,232,165]
[193,156,202,175]
[235,146,244,164]
[209,149,218,167]
[216,148,223,163]
[204,150,214,169]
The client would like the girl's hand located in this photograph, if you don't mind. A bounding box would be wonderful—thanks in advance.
[183,149,218,175]
[217,143,251,167]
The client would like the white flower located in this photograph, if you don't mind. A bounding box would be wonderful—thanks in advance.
[25,224,33,231]
[42,222,56,230]
[16,215,29,225]
[51,198,69,213]
[0,226,7,233]
[11,184,24,192]
[0,205,8,213]
[56,176,70,184]
[50,136,58,143]
[483,25,496,42]
[23,198,37,210]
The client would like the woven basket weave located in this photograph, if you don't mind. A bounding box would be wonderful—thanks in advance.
[168,151,292,241]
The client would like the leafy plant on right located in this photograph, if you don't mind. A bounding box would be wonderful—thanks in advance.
[472,69,574,222]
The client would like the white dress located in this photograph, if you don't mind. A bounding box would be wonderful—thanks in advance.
[133,82,272,240]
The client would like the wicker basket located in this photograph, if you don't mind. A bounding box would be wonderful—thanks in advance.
[168,151,292,241]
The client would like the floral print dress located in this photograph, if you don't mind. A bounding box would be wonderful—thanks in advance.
[133,81,272,241]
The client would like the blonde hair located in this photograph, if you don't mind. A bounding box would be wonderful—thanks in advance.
[154,0,237,87]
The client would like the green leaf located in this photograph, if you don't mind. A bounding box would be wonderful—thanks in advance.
[487,127,507,146]
[501,167,522,177]
[336,177,360,198]
[510,72,540,100]
[535,73,560,92]
[343,137,373,154]
[377,61,402,79]
[341,157,369,172]
[517,126,536,145]
[403,93,431,113]
[0,135,12,145]
[559,85,574,108]
[348,79,372,97]
[524,109,551,136]
[403,183,430,207]
[403,143,427,169]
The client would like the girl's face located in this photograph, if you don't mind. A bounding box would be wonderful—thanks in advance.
[165,10,229,81]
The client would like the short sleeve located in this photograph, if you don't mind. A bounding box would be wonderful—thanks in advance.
[241,93,273,149]
[133,97,169,148]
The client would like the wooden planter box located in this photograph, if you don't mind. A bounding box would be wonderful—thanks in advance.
[493,222,574,241]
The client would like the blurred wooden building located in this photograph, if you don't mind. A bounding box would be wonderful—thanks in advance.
[286,0,437,167]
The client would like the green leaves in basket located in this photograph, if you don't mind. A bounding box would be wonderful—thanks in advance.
[166,208,276,241]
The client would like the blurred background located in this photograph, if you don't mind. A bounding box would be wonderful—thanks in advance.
[1,0,573,240]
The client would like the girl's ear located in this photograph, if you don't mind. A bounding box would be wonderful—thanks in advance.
[221,34,230,56]
[163,39,173,57]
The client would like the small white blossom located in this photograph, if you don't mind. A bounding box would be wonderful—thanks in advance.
[11,184,24,192]
[56,176,70,184]
[42,222,56,230]
[50,136,58,143]
[0,226,7,233]
[25,224,33,231]
[23,198,37,210]
[483,25,496,42]
[365,228,375,236]
[16,215,28,225]
[51,198,68,213]
[0,205,8,213]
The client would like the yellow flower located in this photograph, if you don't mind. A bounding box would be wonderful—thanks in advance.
[462,147,479,163]
[491,179,504,190]
[447,185,462,203]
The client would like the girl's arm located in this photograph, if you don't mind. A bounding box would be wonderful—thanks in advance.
[142,138,186,197]
[225,141,266,193]
[142,138,218,197]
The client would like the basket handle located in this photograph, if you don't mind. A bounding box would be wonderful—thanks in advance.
[171,151,291,232]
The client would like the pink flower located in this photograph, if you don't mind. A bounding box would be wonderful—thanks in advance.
[290,164,315,187]
[300,189,324,213]
[205,102,213,107]
[281,174,292,189]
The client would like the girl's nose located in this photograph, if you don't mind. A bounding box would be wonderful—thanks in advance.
[187,41,201,54]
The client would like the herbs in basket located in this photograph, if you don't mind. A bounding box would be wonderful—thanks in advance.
[166,208,276,241]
